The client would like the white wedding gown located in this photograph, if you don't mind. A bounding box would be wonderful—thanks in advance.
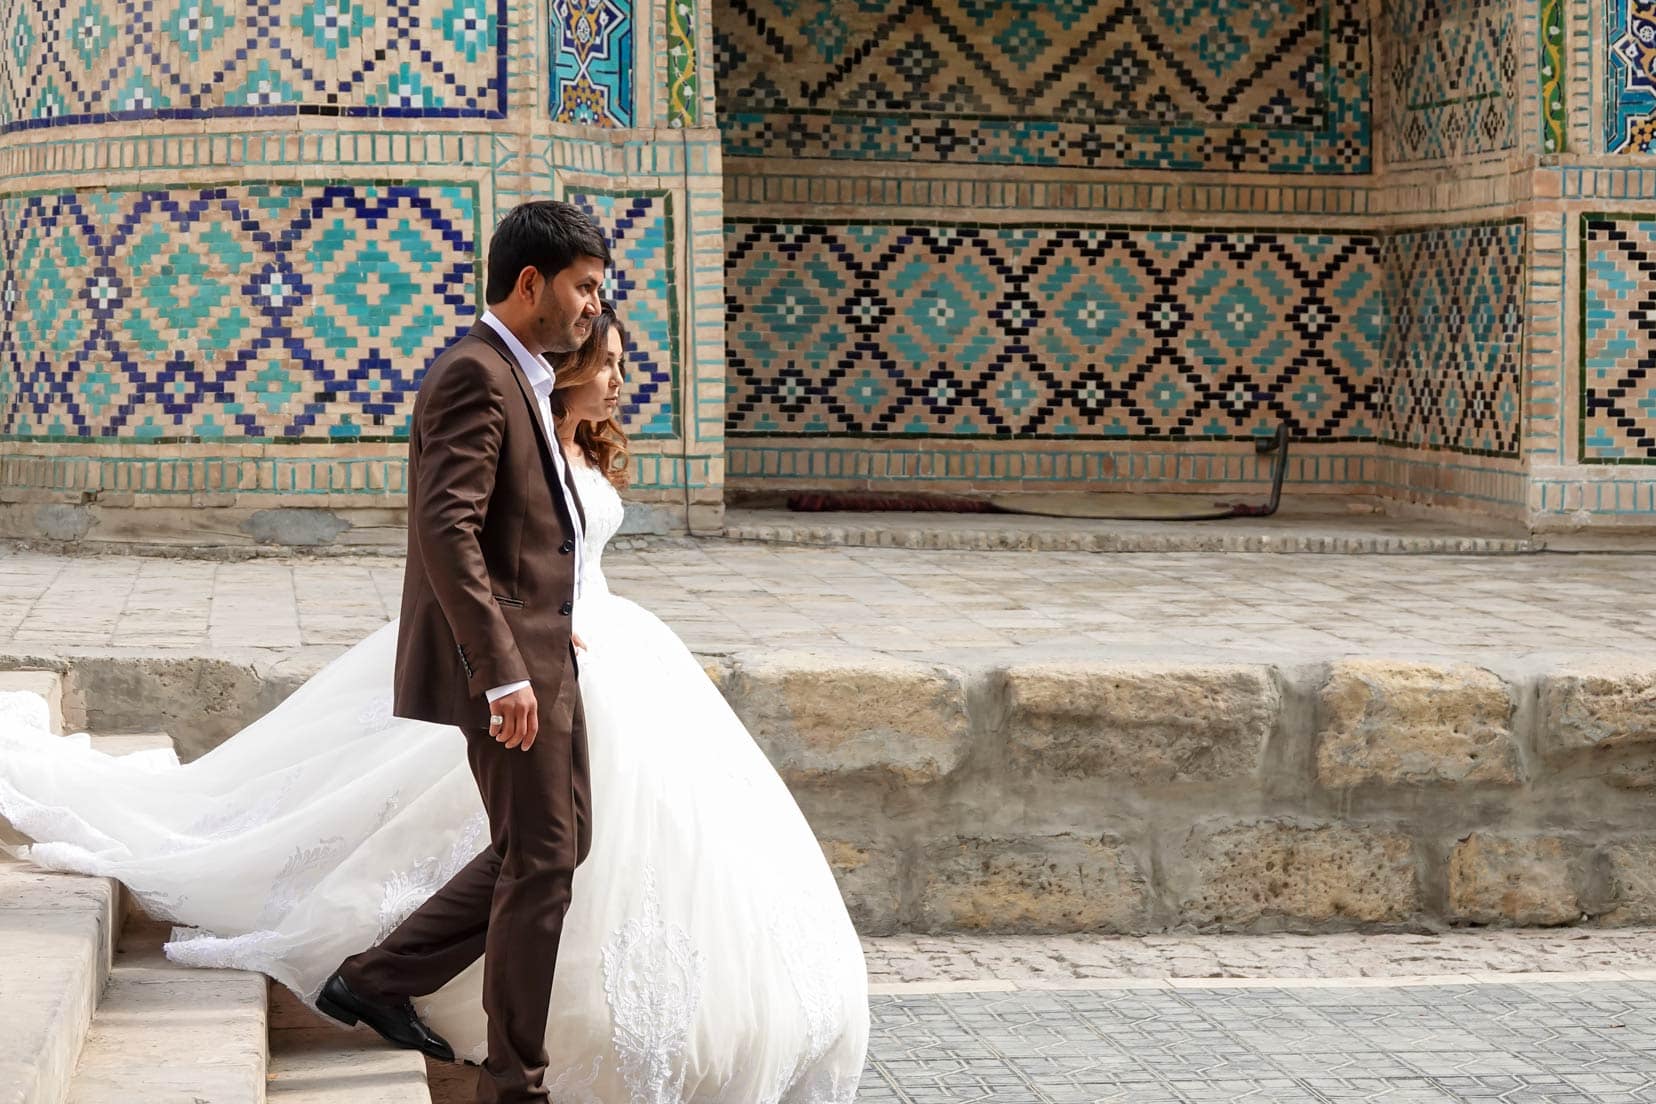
[0,462,869,1103]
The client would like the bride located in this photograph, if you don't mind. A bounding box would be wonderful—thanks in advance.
[0,305,870,1103]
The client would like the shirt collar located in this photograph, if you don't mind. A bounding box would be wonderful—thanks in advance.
[480,310,555,395]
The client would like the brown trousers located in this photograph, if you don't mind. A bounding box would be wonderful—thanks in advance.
[342,656,591,1104]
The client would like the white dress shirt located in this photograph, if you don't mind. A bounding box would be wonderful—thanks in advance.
[477,310,587,706]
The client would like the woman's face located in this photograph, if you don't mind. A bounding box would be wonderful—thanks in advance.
[564,327,625,425]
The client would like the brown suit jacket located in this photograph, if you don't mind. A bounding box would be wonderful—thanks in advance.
[393,322,585,729]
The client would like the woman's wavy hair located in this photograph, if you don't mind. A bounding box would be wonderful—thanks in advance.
[549,301,631,489]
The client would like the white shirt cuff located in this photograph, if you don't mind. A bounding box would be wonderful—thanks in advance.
[486,680,531,703]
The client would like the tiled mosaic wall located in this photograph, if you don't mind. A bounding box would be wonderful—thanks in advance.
[0,182,685,445]
[726,221,1386,443]
[0,0,728,541]
[1382,222,1525,458]
[0,0,508,128]
[714,0,1371,173]
[571,189,677,438]
[1582,213,1656,463]
[1607,0,1656,152]
[551,0,634,125]
[1382,0,1519,164]
[724,220,1527,463]
[0,183,479,441]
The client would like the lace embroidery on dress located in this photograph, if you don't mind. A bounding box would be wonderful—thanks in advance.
[791,1068,859,1104]
[545,1056,604,1104]
[376,810,488,941]
[762,894,847,1103]
[357,692,395,731]
[166,927,290,978]
[255,836,348,928]
[150,772,300,858]
[599,867,705,1104]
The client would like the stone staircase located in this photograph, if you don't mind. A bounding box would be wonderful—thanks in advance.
[0,672,433,1104]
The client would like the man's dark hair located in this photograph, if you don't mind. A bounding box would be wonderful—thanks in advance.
[485,201,612,305]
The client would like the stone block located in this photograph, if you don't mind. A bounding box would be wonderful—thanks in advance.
[820,839,902,935]
[917,834,1150,933]
[727,655,970,783]
[1539,665,1656,787]
[1002,663,1276,783]
[1316,661,1520,787]
[1177,820,1420,927]
[1593,840,1656,924]
[1447,833,1583,926]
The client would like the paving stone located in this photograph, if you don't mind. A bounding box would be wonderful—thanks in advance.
[860,981,1656,1102]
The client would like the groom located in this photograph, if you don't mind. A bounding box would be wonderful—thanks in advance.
[317,201,611,1103]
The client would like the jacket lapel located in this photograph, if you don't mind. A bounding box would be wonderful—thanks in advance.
[466,322,582,533]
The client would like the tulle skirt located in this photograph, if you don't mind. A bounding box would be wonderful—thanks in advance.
[0,590,868,1103]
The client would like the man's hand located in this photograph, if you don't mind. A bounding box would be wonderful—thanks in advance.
[491,686,539,751]
[572,631,587,653]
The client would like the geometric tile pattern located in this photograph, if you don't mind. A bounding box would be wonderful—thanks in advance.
[0,182,478,441]
[859,983,1656,1102]
[570,190,677,438]
[725,220,1386,441]
[1582,213,1656,462]
[1383,221,1525,457]
[714,0,1371,173]
[550,0,633,126]
[1608,0,1656,152]
[0,0,506,131]
[1383,0,1519,163]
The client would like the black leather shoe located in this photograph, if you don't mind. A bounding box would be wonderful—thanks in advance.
[317,971,456,1062]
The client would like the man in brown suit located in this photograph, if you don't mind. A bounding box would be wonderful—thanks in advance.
[315,201,612,1104]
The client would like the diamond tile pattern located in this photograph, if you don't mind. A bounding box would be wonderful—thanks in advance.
[0,0,506,130]
[714,0,1370,172]
[725,220,1386,442]
[1383,0,1518,163]
[1383,222,1524,457]
[859,983,1656,1102]
[0,182,478,441]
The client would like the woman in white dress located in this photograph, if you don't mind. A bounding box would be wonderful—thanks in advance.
[0,305,870,1104]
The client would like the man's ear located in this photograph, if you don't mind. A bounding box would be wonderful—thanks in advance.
[515,265,542,304]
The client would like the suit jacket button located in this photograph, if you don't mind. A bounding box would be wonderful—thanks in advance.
[560,600,574,616]
[560,539,575,554]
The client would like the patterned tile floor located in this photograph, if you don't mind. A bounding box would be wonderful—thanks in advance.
[857,980,1656,1103]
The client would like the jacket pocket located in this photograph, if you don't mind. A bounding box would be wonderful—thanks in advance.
[493,594,526,609]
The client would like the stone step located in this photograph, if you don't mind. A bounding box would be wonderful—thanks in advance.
[267,982,431,1103]
[0,865,118,1104]
[0,728,173,1104]
[65,916,267,1104]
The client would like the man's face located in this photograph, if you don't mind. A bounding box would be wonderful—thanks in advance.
[532,255,606,355]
